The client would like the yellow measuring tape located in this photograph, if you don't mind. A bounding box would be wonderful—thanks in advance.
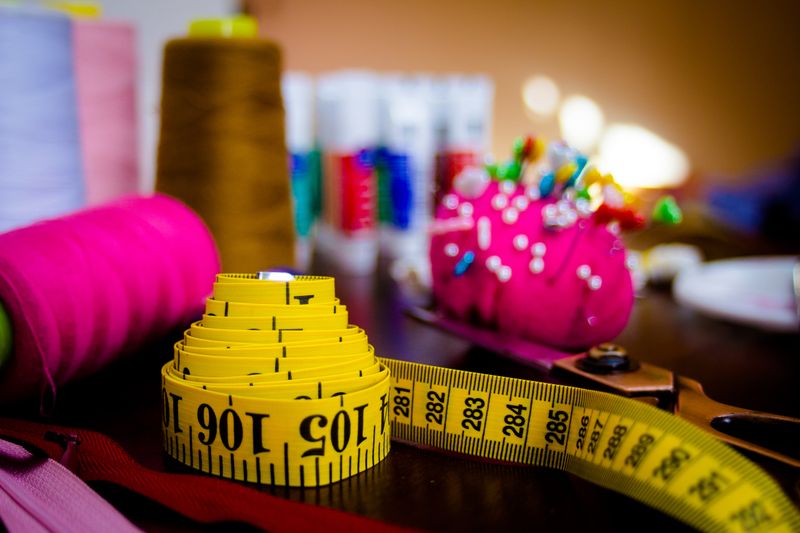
[161,274,800,532]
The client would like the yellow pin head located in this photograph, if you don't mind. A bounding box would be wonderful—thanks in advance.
[582,167,603,186]
[529,137,547,162]
[555,162,578,184]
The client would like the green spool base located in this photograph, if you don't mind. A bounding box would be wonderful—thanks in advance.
[0,300,12,371]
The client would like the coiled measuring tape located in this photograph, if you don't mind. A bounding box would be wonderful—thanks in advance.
[161,274,800,532]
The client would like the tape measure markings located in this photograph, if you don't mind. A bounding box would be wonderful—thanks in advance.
[205,297,343,317]
[380,359,799,532]
[212,274,335,305]
[165,372,390,486]
[161,275,799,532]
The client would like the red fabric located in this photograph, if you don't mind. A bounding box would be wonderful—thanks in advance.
[593,204,646,230]
[0,417,410,533]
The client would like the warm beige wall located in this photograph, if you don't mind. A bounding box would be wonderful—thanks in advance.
[248,0,800,178]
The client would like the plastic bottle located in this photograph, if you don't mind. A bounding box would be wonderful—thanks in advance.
[316,71,381,274]
[434,75,494,203]
[282,72,316,271]
[377,75,436,260]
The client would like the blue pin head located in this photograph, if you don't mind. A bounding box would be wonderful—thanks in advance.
[567,155,588,188]
[453,251,476,276]
[539,172,556,197]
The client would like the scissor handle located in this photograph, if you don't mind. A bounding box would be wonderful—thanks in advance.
[677,376,800,469]
[553,351,800,469]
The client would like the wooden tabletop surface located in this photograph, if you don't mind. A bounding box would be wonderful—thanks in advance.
[7,249,799,532]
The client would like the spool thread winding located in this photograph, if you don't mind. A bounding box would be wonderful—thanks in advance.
[0,195,220,408]
[0,8,85,232]
[156,37,295,273]
[74,18,139,204]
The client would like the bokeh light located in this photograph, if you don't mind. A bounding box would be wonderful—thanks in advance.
[558,95,604,152]
[596,124,690,189]
[522,75,560,117]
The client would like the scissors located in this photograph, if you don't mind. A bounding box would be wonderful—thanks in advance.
[407,306,800,470]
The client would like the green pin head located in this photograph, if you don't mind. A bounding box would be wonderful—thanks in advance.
[652,195,683,225]
[511,136,526,160]
[576,187,592,201]
[485,163,499,180]
[498,160,522,181]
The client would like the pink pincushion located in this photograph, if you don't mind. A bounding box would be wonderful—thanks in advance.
[430,180,634,350]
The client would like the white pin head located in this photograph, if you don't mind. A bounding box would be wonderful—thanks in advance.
[443,194,459,210]
[500,180,516,195]
[512,196,529,211]
[458,202,474,217]
[453,166,490,199]
[576,264,591,280]
[491,194,508,210]
[502,208,519,225]
[444,243,459,257]
[497,265,512,282]
[513,234,529,251]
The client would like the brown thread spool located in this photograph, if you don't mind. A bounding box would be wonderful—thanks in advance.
[156,32,294,272]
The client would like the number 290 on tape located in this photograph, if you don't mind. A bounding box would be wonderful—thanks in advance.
[161,274,800,533]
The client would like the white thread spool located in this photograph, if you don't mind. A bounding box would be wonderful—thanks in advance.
[0,7,86,232]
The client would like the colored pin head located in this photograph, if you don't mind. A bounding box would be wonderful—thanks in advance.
[431,133,684,350]
[453,250,476,276]
[652,195,683,225]
[449,135,682,236]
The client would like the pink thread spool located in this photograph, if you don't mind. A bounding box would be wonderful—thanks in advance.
[73,18,139,204]
[0,195,220,408]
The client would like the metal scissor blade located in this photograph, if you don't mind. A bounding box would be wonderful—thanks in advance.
[677,376,800,469]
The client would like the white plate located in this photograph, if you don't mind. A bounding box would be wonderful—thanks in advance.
[673,256,799,332]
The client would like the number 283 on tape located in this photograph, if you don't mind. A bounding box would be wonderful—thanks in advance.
[161,274,800,532]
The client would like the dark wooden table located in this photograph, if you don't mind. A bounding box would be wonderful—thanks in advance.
[7,250,800,532]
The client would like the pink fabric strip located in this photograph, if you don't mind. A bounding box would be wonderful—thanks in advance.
[0,438,142,533]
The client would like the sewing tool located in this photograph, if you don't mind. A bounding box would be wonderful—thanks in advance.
[161,273,800,532]
[431,136,682,349]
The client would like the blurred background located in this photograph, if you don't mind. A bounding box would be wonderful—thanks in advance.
[2,0,799,330]
[86,0,800,257]
[55,0,800,192]
[249,0,800,178]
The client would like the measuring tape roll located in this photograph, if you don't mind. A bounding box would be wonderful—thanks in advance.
[162,274,800,532]
[161,275,392,488]
[382,359,800,532]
